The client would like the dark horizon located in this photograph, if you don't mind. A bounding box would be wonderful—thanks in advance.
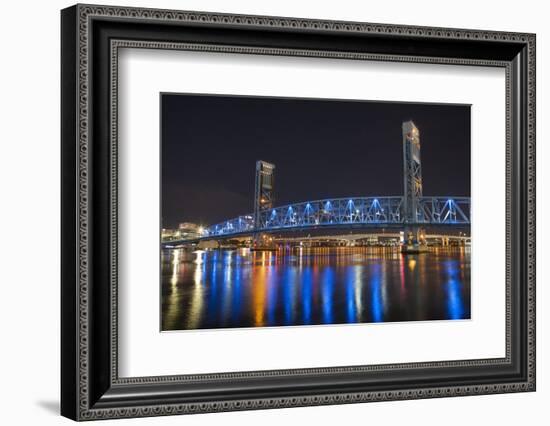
[161,94,470,229]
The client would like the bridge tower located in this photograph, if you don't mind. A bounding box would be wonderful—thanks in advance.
[253,161,275,240]
[402,120,425,249]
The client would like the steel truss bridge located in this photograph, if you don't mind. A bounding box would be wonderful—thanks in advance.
[202,196,470,238]
[164,121,470,245]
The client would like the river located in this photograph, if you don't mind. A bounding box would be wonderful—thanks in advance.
[161,246,470,331]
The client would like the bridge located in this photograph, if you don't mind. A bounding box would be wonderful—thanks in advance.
[164,121,470,249]
[201,196,470,237]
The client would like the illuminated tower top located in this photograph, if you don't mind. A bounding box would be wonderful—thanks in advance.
[402,121,423,223]
[254,160,275,228]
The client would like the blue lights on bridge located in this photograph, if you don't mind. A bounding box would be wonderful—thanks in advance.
[193,196,471,240]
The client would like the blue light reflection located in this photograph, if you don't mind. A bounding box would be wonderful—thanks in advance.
[444,260,464,320]
[370,263,383,322]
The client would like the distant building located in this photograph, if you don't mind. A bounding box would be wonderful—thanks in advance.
[161,228,180,240]
[161,223,205,241]
[178,222,203,240]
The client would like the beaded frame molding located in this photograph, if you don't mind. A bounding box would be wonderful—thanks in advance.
[61,4,536,421]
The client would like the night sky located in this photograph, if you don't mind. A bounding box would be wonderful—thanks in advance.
[161,94,470,229]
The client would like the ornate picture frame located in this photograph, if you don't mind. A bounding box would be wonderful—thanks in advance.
[61,4,535,421]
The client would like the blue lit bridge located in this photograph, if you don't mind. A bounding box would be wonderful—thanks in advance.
[201,196,470,238]
[164,121,470,248]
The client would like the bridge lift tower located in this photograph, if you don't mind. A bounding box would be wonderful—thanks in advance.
[402,120,426,251]
[253,160,275,247]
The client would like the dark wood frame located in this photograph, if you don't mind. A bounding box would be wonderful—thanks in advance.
[61,4,536,421]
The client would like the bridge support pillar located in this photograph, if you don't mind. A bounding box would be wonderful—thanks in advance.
[252,233,276,251]
[401,121,428,254]
[402,226,428,253]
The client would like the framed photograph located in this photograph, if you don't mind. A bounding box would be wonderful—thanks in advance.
[61,4,536,421]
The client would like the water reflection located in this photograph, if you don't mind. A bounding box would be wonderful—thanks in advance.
[161,247,471,331]
[443,260,465,320]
